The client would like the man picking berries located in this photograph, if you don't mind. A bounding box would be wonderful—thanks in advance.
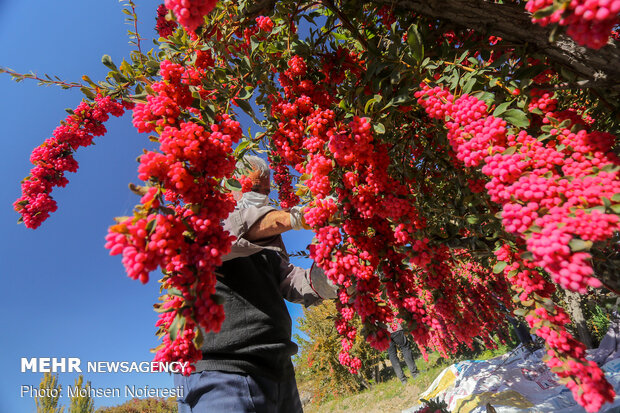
[173,155,337,413]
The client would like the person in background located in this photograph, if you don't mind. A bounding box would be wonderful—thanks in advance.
[387,320,419,384]
[173,155,338,413]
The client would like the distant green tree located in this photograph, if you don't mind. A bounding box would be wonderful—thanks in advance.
[294,301,384,403]
[68,375,94,413]
[35,372,64,413]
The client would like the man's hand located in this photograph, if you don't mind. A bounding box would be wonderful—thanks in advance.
[289,206,311,230]
[245,210,293,241]
[310,264,338,300]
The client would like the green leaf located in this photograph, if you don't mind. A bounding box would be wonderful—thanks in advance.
[364,94,382,113]
[569,238,593,252]
[265,41,284,53]
[603,197,611,208]
[80,87,95,100]
[101,54,118,70]
[549,24,560,43]
[532,5,556,19]
[502,146,517,155]
[235,98,256,120]
[502,109,530,128]
[528,225,542,233]
[81,74,98,88]
[250,36,260,56]
[462,77,477,94]
[514,64,548,83]
[493,261,508,274]
[393,93,409,105]
[225,178,242,191]
[146,218,157,234]
[513,308,528,317]
[119,59,134,76]
[271,24,285,35]
[472,91,494,106]
[193,327,204,349]
[466,215,479,224]
[406,24,424,64]
[492,101,512,117]
[541,124,553,133]
[450,73,459,90]
[611,193,620,202]
[601,164,620,173]
[214,68,227,83]
[237,86,253,100]
[520,251,534,260]
[381,98,394,111]
[332,32,348,41]
[167,287,184,298]
[373,122,385,134]
[168,314,185,342]
[234,140,252,157]
[390,70,402,85]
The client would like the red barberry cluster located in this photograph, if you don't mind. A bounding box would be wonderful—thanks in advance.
[320,47,364,86]
[526,0,620,48]
[164,0,217,33]
[417,83,618,411]
[156,4,178,38]
[416,84,619,293]
[153,298,202,376]
[14,95,128,229]
[286,55,307,78]
[270,157,299,209]
[495,245,614,412]
[255,15,273,33]
[107,58,242,373]
[266,54,513,372]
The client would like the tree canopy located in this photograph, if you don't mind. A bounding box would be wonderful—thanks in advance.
[8,1,619,411]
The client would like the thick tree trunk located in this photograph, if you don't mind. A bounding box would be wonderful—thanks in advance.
[388,0,620,84]
[565,290,594,349]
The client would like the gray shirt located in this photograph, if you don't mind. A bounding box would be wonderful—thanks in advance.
[194,205,335,379]
[222,205,337,303]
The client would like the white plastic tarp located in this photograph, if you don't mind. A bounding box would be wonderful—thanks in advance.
[403,317,620,413]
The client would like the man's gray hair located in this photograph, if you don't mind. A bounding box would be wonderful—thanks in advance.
[235,155,270,178]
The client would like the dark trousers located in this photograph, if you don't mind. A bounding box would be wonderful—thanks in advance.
[387,330,417,381]
[174,366,302,413]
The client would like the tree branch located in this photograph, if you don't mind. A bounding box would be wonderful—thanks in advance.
[322,0,369,50]
[382,0,620,83]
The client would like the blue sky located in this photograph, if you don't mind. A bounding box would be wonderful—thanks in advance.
[0,1,314,411]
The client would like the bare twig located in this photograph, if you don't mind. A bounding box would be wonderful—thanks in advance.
[130,2,144,60]
[121,0,146,65]
[0,67,83,89]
